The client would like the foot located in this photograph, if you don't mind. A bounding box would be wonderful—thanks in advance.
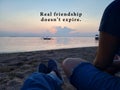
[38,63,48,73]
[48,59,62,80]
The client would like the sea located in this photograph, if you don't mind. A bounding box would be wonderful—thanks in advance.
[0,37,98,53]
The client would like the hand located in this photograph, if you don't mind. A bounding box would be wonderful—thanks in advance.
[104,60,120,75]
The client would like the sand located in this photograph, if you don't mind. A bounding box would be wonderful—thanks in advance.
[0,47,97,90]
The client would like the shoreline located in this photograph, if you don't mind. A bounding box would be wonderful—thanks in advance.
[0,47,97,90]
[0,46,97,54]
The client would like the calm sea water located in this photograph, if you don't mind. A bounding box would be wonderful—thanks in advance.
[0,37,98,53]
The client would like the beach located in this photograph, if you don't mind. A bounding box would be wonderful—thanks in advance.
[0,47,97,90]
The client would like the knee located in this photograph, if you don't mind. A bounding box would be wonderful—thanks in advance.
[62,58,87,69]
[62,58,74,77]
[62,58,72,68]
[62,58,75,71]
[62,58,87,77]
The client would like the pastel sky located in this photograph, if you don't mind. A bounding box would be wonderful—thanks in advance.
[0,0,113,36]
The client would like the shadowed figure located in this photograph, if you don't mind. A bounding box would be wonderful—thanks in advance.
[62,0,120,90]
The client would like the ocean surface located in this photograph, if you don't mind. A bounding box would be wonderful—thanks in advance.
[0,37,98,53]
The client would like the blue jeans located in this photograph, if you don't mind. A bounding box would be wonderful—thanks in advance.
[21,62,120,90]
[21,72,62,90]
[70,62,120,90]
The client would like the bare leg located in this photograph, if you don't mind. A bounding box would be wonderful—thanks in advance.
[62,58,88,77]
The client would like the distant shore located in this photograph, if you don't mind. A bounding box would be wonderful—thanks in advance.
[0,47,97,90]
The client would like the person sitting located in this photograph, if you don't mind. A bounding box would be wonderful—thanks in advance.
[62,0,120,90]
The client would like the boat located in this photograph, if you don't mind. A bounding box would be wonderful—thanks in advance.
[43,37,52,40]
[42,36,52,40]
[95,34,99,40]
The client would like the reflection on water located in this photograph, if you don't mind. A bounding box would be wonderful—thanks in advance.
[0,37,98,53]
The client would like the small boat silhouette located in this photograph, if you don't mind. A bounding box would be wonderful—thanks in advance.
[42,37,52,40]
[95,34,99,40]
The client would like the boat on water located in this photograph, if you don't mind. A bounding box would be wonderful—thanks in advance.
[43,37,52,40]
[95,34,99,40]
[42,36,52,40]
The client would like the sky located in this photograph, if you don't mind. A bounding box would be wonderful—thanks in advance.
[0,0,113,37]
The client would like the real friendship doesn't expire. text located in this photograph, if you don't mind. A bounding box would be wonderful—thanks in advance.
[40,12,82,23]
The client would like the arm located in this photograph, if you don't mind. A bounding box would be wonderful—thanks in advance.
[93,31,120,74]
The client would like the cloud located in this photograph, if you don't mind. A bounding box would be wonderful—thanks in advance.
[0,26,98,37]
[49,27,57,34]
[53,26,75,36]
[50,26,98,37]
[35,26,76,37]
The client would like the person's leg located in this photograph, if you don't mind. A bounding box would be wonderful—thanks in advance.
[21,60,63,90]
[21,72,62,90]
[62,58,88,77]
[48,59,62,80]
[22,63,60,90]
[62,58,120,90]
[47,59,63,85]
